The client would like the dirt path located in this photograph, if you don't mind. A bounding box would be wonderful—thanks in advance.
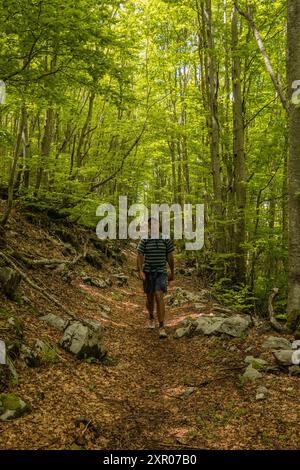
[0,246,300,450]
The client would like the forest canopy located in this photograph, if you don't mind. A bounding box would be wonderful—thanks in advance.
[0,0,299,329]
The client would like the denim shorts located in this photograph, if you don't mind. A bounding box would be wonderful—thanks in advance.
[143,272,168,294]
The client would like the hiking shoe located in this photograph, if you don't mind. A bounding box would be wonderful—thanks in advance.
[147,318,155,329]
[159,327,168,339]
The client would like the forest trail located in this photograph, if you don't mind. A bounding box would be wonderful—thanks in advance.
[0,213,299,450]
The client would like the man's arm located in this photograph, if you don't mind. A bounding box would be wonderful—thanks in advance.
[137,253,146,281]
[167,252,174,281]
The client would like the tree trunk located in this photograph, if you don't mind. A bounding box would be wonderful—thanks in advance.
[231,5,247,283]
[35,106,54,195]
[1,104,26,226]
[287,0,300,329]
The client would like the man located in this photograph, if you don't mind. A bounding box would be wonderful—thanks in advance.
[137,217,174,339]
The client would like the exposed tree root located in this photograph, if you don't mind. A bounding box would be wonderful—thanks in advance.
[268,287,289,333]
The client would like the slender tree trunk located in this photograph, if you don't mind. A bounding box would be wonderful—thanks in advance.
[35,105,54,194]
[198,0,223,252]
[1,104,26,226]
[76,91,95,168]
[231,5,247,283]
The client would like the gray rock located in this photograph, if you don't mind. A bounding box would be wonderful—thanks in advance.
[242,364,263,381]
[41,313,69,331]
[218,315,251,337]
[0,393,29,421]
[101,304,111,314]
[292,340,300,350]
[288,365,300,377]
[176,314,251,339]
[195,317,224,335]
[168,288,203,307]
[292,350,300,365]
[21,344,40,368]
[244,356,268,370]
[60,321,106,360]
[273,349,293,365]
[82,276,108,289]
[256,386,268,400]
[262,336,292,350]
[175,327,190,338]
[0,267,21,300]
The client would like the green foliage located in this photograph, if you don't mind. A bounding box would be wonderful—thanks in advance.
[213,278,257,313]
[0,0,290,317]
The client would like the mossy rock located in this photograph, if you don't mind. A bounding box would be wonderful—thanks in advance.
[0,393,30,420]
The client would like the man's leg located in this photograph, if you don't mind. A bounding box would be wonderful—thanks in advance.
[155,289,167,338]
[146,293,155,319]
[154,290,165,325]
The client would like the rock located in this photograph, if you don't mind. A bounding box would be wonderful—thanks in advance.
[194,317,224,335]
[244,356,268,370]
[262,336,291,350]
[82,276,108,289]
[256,386,268,400]
[167,288,203,307]
[218,315,251,337]
[98,304,111,320]
[181,387,196,399]
[288,365,300,377]
[0,393,30,421]
[176,314,251,339]
[112,273,128,287]
[242,364,263,381]
[21,340,59,367]
[54,263,66,273]
[292,340,300,349]
[21,345,40,368]
[101,304,111,314]
[175,327,190,338]
[41,313,69,331]
[291,349,300,365]
[60,321,106,360]
[273,349,293,365]
[0,267,21,300]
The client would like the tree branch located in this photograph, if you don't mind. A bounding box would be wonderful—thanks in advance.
[234,1,288,113]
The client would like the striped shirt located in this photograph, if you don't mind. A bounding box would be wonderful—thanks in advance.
[137,236,174,273]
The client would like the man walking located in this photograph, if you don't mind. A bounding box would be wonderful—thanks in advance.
[137,217,174,339]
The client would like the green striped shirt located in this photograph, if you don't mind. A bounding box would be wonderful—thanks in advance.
[137,237,174,273]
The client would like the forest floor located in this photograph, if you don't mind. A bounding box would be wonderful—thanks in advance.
[0,209,300,450]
